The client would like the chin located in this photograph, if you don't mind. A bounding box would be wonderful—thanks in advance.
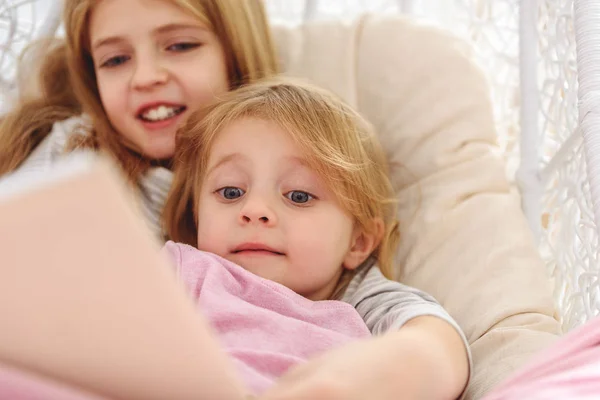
[142,145,176,162]
[242,263,284,283]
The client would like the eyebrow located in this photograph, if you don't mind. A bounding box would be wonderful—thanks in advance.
[92,23,208,51]
[205,153,247,177]
[278,155,317,177]
[283,156,311,168]
[205,154,313,180]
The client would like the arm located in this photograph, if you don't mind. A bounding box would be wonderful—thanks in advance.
[0,160,248,400]
[262,265,470,400]
[379,315,470,399]
[345,265,471,397]
[342,262,462,334]
[261,315,468,400]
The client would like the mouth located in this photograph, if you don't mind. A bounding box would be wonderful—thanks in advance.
[232,243,285,256]
[136,103,187,123]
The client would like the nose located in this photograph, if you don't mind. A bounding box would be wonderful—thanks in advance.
[239,193,277,227]
[131,52,168,90]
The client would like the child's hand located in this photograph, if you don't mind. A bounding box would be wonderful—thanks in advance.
[260,316,469,400]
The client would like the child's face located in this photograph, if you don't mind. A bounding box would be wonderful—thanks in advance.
[89,0,229,160]
[196,118,366,300]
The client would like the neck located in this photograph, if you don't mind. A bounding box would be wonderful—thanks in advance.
[150,158,173,170]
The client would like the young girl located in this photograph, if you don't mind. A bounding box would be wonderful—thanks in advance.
[162,78,469,399]
[0,0,468,398]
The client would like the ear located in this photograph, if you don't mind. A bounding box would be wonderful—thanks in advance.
[343,218,384,270]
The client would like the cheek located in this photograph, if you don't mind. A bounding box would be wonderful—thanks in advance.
[290,210,354,256]
[188,75,228,108]
[195,206,228,253]
[185,56,229,108]
[96,76,123,120]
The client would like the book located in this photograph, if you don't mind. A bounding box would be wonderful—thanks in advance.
[0,156,245,400]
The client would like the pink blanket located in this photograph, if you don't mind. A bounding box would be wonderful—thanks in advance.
[4,237,600,399]
[484,315,600,399]
[162,241,371,395]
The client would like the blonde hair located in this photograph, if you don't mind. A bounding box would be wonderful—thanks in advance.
[0,0,278,180]
[164,78,400,295]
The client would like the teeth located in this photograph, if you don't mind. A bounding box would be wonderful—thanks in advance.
[141,105,181,121]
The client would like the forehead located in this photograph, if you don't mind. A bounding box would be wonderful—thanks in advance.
[208,117,303,160]
[89,0,205,41]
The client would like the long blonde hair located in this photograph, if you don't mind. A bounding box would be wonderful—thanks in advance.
[164,78,400,292]
[0,0,278,180]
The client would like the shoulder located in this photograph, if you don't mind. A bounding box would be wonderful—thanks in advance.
[343,263,388,297]
[45,115,92,150]
[342,263,439,306]
[18,115,91,172]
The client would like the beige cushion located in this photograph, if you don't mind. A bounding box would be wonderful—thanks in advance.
[273,15,561,399]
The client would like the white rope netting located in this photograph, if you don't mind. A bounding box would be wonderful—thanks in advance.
[443,0,600,331]
[0,0,60,113]
[534,0,600,331]
[0,0,35,110]
[443,1,521,180]
[1,0,599,331]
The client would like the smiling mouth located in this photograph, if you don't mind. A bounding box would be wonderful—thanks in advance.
[138,105,186,122]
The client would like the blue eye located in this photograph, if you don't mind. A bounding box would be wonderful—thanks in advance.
[217,187,245,200]
[167,42,201,52]
[101,55,129,68]
[285,191,314,204]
